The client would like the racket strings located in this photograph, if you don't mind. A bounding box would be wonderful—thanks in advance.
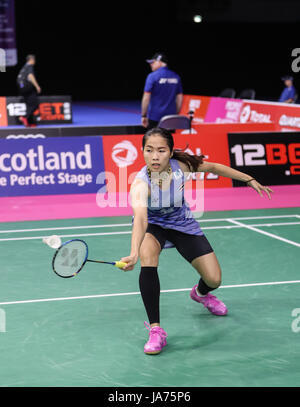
[53,240,88,277]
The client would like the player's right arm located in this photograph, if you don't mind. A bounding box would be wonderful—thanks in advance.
[121,179,149,271]
[141,92,151,127]
[176,93,183,113]
[141,73,155,127]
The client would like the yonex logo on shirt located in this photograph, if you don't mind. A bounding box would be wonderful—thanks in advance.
[158,78,179,84]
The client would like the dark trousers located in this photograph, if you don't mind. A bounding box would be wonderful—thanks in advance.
[19,84,39,124]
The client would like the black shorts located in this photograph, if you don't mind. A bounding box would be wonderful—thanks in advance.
[146,223,214,263]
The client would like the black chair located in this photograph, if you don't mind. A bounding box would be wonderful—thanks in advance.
[237,89,256,100]
[158,114,192,131]
[218,88,236,98]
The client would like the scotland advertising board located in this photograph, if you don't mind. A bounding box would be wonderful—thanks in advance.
[0,136,105,196]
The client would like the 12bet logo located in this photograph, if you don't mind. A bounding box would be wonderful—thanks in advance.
[230,143,300,175]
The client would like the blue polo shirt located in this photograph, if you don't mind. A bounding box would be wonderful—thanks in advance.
[279,85,296,102]
[144,66,183,122]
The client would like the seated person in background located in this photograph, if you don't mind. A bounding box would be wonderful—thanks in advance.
[278,75,296,103]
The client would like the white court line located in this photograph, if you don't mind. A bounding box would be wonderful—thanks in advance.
[201,214,300,221]
[0,214,299,234]
[0,279,300,306]
[0,223,132,234]
[203,221,300,230]
[0,231,132,242]
[1,221,300,242]
[227,218,300,248]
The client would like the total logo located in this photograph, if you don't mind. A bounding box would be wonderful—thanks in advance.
[111,140,138,168]
[239,105,272,124]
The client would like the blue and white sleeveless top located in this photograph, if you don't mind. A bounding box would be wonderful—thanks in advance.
[134,159,203,248]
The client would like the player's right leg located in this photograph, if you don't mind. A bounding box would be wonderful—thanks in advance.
[139,231,167,355]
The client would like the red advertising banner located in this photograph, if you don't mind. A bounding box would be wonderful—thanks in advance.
[101,122,276,193]
[175,122,276,188]
[179,94,211,124]
[174,126,231,188]
[102,134,145,193]
[181,94,300,132]
[0,97,8,126]
[275,103,300,131]
[240,100,300,131]
[239,101,277,125]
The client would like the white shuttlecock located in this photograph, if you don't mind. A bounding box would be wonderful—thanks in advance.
[42,235,62,249]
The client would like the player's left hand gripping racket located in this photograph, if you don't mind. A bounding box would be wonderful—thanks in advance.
[52,239,127,278]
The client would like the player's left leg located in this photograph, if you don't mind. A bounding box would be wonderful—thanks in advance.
[168,230,227,316]
[191,252,228,316]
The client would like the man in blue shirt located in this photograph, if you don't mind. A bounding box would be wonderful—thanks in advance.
[278,75,297,103]
[141,52,183,129]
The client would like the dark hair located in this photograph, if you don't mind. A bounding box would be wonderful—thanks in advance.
[142,127,205,172]
[26,54,35,62]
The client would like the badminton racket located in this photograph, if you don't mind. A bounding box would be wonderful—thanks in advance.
[52,239,127,278]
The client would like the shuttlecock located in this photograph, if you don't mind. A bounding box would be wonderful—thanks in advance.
[42,235,62,249]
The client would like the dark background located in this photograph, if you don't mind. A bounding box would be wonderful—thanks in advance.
[2,0,300,102]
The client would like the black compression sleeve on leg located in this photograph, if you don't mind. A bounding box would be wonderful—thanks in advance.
[197,278,216,296]
[139,267,160,324]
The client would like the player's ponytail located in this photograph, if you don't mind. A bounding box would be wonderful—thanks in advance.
[142,127,205,172]
[172,148,204,172]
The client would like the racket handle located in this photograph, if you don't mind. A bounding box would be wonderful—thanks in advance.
[114,261,127,269]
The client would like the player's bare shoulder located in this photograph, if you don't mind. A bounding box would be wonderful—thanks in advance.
[130,178,149,209]
[177,160,192,174]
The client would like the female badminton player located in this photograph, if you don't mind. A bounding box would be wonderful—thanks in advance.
[120,127,273,355]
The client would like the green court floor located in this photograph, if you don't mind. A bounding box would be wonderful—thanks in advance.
[0,207,300,387]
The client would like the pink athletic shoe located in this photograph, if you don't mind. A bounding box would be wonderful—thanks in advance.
[190,285,228,316]
[144,321,168,355]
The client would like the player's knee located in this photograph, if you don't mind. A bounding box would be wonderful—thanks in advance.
[213,278,222,288]
[140,253,159,266]
[213,277,222,288]
[140,248,159,266]
[206,276,222,289]
[140,237,161,266]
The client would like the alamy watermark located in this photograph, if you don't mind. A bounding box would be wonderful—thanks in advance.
[291,308,300,333]
[0,308,6,332]
[0,48,6,72]
[291,48,300,73]
[95,167,205,219]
